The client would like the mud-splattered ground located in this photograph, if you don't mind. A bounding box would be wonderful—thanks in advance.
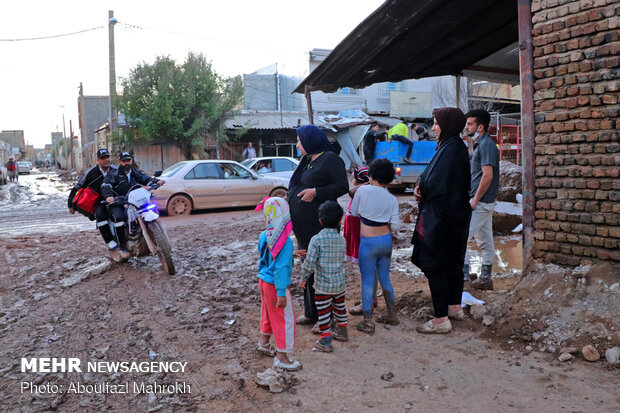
[0,172,618,412]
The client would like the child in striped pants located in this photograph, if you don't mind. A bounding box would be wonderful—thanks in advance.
[299,201,348,353]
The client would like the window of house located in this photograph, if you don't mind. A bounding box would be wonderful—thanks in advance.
[337,87,359,95]
[380,81,405,97]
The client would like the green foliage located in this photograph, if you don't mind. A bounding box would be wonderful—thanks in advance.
[119,53,244,159]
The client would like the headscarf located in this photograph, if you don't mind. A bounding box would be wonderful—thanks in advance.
[289,125,334,188]
[353,165,370,183]
[432,107,466,142]
[255,197,292,259]
[296,125,333,155]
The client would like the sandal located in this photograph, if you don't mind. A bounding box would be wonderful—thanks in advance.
[348,301,377,316]
[256,342,276,357]
[356,320,375,334]
[296,315,315,325]
[273,355,302,371]
[311,321,321,335]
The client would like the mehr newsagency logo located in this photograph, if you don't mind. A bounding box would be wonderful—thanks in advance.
[19,357,191,395]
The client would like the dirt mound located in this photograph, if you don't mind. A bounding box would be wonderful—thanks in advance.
[481,263,620,364]
[498,160,522,202]
[396,291,433,320]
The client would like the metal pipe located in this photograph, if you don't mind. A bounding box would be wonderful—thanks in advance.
[109,10,118,136]
[518,0,535,275]
[304,85,314,125]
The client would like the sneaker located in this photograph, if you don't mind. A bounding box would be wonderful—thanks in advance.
[416,319,452,334]
[471,277,494,291]
[273,355,302,371]
[107,241,118,250]
[315,336,334,353]
[448,309,466,321]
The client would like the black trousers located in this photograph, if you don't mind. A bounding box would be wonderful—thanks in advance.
[303,273,318,321]
[108,205,128,247]
[424,267,464,318]
[391,135,413,159]
[93,204,114,244]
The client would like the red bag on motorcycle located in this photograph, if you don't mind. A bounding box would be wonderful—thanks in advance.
[72,187,101,219]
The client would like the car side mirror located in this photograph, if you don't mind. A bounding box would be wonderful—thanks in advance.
[153,170,163,177]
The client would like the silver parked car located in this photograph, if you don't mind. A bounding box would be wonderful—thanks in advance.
[240,157,299,181]
[16,161,31,174]
[151,160,289,215]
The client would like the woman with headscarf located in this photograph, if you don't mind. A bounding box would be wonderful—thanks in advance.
[288,125,349,329]
[411,107,471,334]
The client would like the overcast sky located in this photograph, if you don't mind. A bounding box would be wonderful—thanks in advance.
[1,0,383,148]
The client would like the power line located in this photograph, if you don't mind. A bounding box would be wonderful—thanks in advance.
[118,22,309,56]
[0,26,104,42]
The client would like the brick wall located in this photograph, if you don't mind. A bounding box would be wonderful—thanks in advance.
[531,0,620,266]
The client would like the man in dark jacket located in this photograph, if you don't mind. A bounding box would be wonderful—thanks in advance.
[411,123,430,140]
[101,151,163,255]
[68,148,119,254]
[362,123,386,163]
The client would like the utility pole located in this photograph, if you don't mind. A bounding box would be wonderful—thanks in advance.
[69,120,75,170]
[108,10,118,137]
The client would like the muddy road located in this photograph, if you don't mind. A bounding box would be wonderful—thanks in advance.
[0,172,618,412]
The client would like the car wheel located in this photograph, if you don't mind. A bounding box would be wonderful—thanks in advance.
[269,187,287,199]
[167,195,192,216]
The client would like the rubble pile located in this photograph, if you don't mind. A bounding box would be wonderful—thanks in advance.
[497,160,522,203]
[478,262,620,366]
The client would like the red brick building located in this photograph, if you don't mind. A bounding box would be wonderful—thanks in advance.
[530,0,619,265]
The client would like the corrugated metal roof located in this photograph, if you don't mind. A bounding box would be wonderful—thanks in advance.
[225,111,332,130]
[295,0,519,93]
[226,111,405,131]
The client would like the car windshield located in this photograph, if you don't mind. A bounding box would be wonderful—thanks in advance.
[161,162,187,177]
[240,159,253,167]
[17,162,29,166]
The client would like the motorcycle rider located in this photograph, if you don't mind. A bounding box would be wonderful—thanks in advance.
[68,148,120,256]
[101,151,164,257]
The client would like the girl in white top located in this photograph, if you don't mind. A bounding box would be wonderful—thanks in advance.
[349,158,401,334]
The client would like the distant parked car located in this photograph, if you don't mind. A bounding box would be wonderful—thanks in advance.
[16,162,31,174]
[150,160,289,215]
[240,157,299,181]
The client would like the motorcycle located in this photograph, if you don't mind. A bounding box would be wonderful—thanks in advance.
[106,183,175,275]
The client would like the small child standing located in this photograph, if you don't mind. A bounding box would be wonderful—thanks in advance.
[299,201,347,353]
[344,165,369,263]
[255,197,301,371]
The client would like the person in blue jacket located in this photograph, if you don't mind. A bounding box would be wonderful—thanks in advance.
[254,197,301,371]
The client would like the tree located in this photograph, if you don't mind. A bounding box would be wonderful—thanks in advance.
[118,52,243,159]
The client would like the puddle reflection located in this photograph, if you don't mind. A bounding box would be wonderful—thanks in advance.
[468,236,522,275]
